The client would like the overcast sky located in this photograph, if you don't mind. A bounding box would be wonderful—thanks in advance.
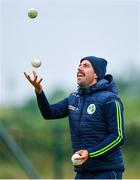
[0,0,140,106]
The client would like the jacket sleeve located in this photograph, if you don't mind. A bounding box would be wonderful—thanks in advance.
[36,90,68,119]
[87,99,125,158]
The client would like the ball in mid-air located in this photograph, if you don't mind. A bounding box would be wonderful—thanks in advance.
[28,8,38,19]
[31,58,41,68]
[71,154,82,164]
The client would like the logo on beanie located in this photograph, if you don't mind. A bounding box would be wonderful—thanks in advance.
[87,104,96,114]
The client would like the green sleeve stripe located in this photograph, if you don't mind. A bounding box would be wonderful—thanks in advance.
[89,101,123,158]
[90,101,122,157]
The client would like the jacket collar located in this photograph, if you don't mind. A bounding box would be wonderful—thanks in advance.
[78,74,118,95]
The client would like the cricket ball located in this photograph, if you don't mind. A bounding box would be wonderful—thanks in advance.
[31,58,41,68]
[71,154,81,164]
[28,8,38,19]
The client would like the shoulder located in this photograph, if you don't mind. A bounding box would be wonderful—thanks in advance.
[102,92,124,111]
[68,91,79,100]
[68,91,79,97]
[93,90,123,105]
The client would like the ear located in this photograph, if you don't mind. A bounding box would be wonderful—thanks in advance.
[94,73,98,79]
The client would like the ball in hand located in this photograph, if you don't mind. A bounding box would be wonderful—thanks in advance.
[71,154,81,164]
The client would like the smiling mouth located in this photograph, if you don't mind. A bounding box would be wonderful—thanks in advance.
[77,73,85,77]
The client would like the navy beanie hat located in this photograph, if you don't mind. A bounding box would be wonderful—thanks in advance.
[80,56,107,80]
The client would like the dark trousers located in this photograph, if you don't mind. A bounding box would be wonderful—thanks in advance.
[75,170,123,179]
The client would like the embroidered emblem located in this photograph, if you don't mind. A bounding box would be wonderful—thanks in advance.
[87,104,96,114]
[68,105,78,111]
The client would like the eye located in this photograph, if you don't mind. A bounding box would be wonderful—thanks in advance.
[83,64,88,68]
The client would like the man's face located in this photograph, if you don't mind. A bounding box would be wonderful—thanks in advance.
[77,60,97,87]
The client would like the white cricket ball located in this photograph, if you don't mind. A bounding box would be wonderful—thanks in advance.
[71,154,81,164]
[31,58,41,68]
[28,8,38,19]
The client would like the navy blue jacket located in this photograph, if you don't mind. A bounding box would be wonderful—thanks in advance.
[36,74,125,172]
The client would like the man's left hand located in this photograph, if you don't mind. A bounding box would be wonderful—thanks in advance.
[73,150,89,166]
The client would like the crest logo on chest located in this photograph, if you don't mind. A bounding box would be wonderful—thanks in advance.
[87,104,96,114]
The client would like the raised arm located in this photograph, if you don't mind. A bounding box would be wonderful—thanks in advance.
[24,71,68,119]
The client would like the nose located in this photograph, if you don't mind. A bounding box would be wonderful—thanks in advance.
[77,66,84,75]
[77,67,80,71]
[77,65,82,71]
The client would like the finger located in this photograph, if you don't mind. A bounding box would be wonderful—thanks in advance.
[32,70,39,83]
[24,72,28,78]
[75,156,85,160]
[24,72,31,81]
[73,158,86,166]
[75,152,82,156]
[33,70,37,78]
[33,75,38,83]
[24,72,38,88]
[38,78,43,84]
[73,160,84,166]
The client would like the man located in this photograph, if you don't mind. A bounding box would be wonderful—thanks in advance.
[24,56,125,179]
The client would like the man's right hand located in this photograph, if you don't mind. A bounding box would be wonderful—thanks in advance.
[24,71,43,94]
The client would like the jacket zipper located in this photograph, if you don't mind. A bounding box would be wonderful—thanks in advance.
[78,96,85,150]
